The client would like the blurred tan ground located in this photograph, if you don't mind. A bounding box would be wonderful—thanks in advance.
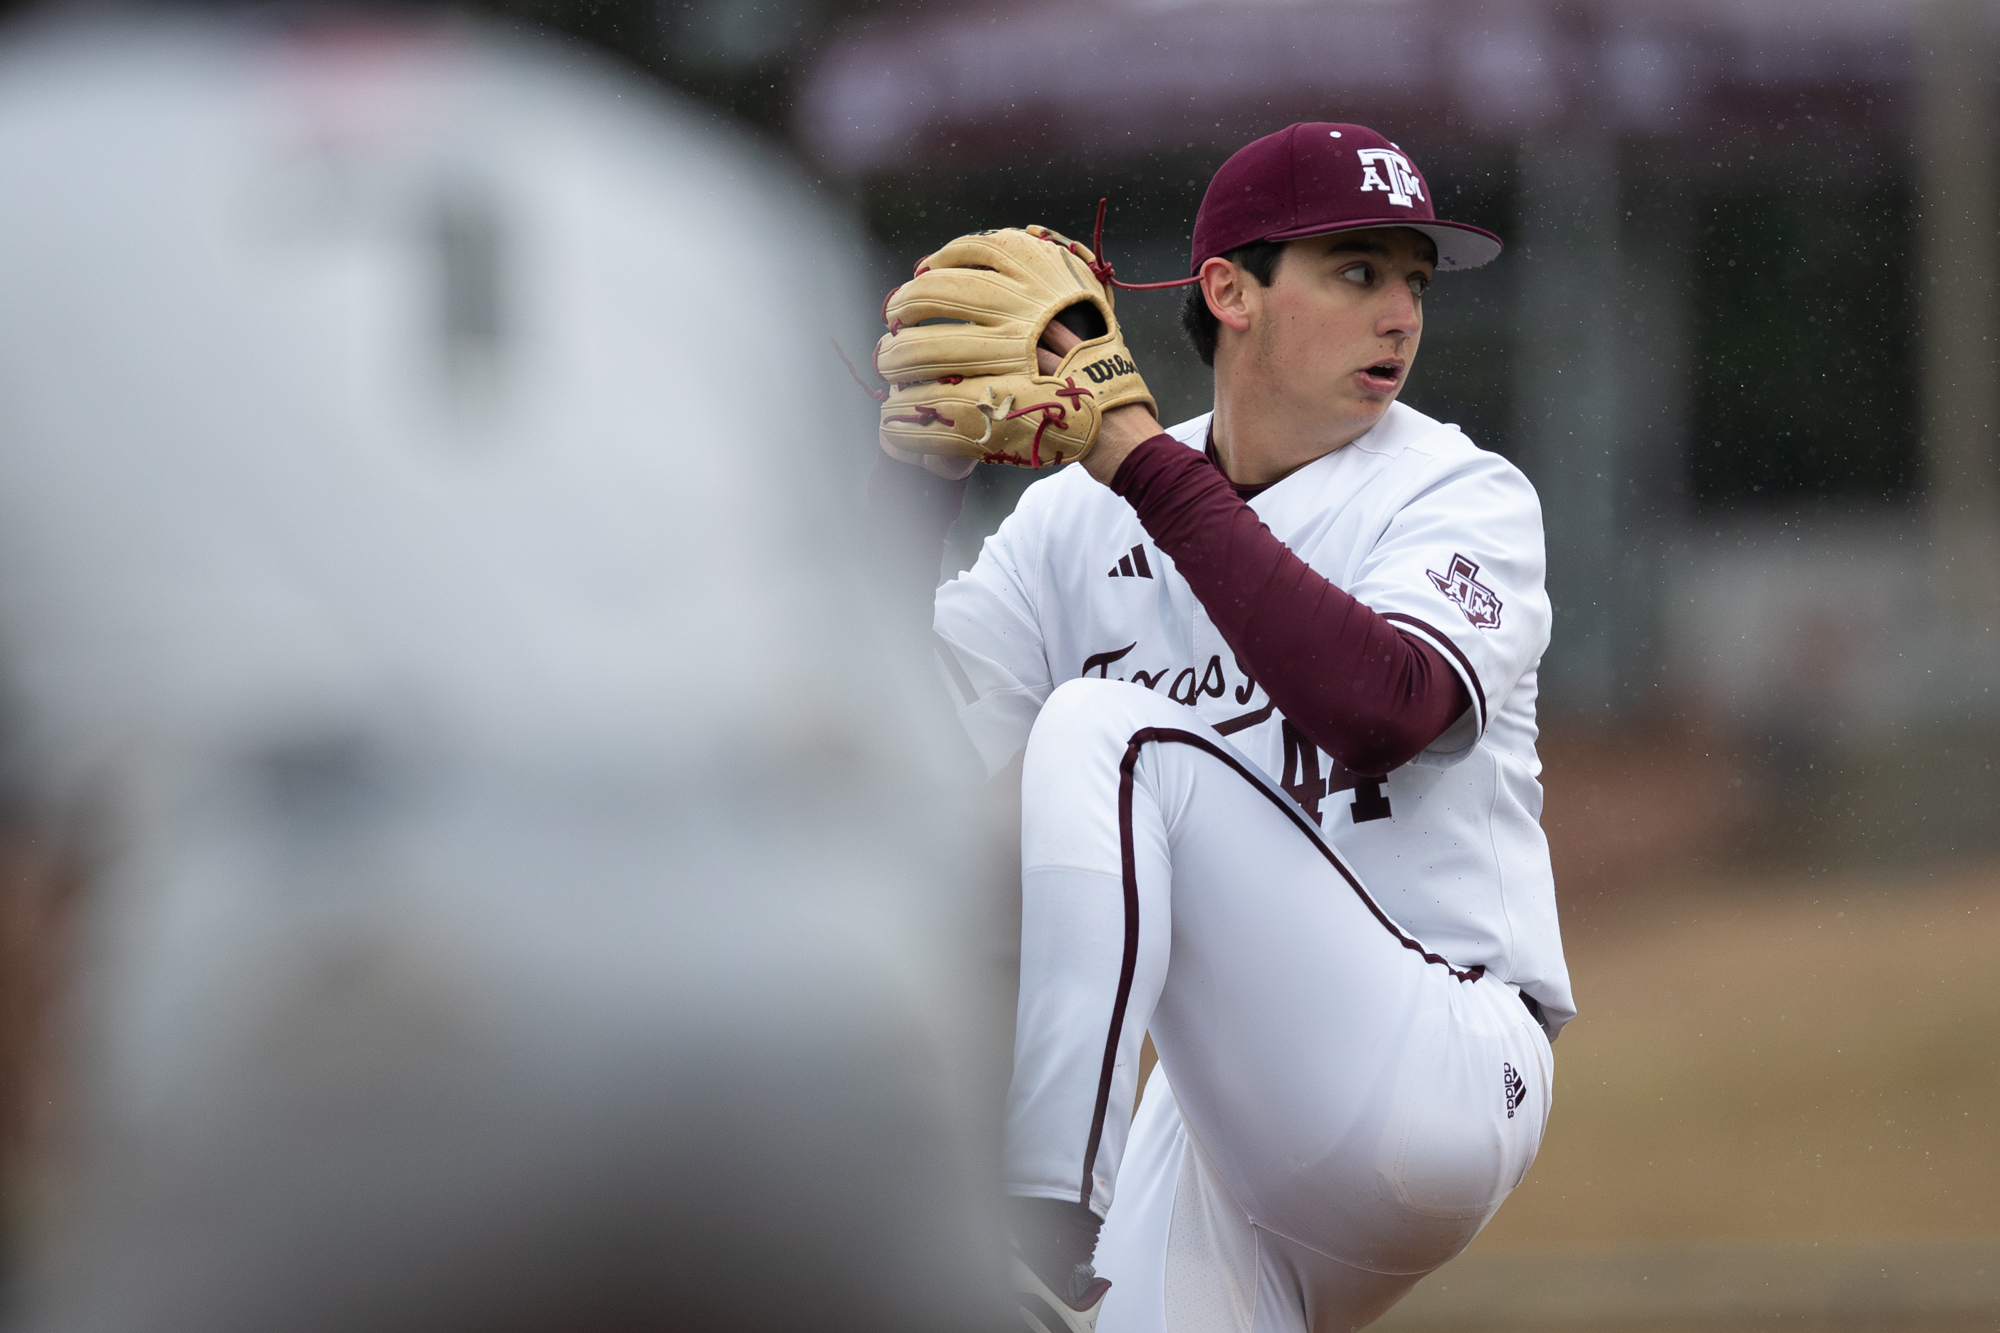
[1485,853,2000,1244]
[1376,722,2000,1329]
[1501,722,2000,1245]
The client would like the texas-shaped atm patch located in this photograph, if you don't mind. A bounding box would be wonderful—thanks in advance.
[1427,553,1503,630]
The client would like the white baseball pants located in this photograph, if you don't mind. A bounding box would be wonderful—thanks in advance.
[1003,679,1551,1333]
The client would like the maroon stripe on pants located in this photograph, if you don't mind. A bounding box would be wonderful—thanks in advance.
[1075,725,1485,1206]
[1077,734,1149,1205]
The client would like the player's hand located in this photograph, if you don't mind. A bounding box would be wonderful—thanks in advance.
[1036,321,1163,487]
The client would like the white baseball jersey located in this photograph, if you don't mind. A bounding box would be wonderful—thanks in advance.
[935,400,1574,1035]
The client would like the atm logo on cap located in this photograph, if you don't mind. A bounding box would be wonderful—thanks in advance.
[1356,148,1425,209]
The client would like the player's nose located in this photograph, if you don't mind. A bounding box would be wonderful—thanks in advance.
[1376,284,1420,339]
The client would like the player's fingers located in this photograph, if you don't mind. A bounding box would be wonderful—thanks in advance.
[1040,319,1084,357]
[1035,314,1082,374]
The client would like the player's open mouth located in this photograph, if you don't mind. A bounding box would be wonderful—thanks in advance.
[1358,361,1403,391]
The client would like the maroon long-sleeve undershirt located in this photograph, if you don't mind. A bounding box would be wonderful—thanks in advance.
[1109,433,1469,775]
[866,439,1469,776]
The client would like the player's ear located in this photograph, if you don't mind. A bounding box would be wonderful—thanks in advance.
[1200,257,1253,335]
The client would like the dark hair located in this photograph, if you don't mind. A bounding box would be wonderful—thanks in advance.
[1179,239,1286,368]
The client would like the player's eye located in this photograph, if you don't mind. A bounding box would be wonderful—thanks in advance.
[1407,273,1431,299]
[1339,262,1376,287]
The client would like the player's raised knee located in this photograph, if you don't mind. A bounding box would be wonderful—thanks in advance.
[1035,677,1189,741]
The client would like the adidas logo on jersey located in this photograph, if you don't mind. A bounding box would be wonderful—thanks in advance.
[1503,1062,1527,1118]
[1106,544,1153,579]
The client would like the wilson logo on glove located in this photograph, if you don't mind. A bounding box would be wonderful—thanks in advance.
[1080,354,1138,385]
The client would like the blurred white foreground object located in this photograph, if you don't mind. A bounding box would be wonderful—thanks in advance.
[0,11,998,1332]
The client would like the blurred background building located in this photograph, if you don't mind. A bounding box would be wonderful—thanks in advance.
[342,0,2000,870]
[791,0,2000,879]
[406,0,2000,873]
[0,0,1995,1329]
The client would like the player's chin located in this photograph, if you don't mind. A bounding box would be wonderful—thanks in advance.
[1339,380,1403,426]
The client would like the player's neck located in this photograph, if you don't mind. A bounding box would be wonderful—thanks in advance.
[1208,379,1376,488]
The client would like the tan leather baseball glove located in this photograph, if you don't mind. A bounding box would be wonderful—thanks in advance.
[873,226,1156,469]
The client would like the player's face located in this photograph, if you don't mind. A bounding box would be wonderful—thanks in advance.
[1251,227,1434,434]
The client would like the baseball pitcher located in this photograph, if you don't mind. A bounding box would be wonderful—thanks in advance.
[869,123,1572,1333]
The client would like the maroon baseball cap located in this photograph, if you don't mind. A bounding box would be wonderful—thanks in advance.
[1190,123,1503,274]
